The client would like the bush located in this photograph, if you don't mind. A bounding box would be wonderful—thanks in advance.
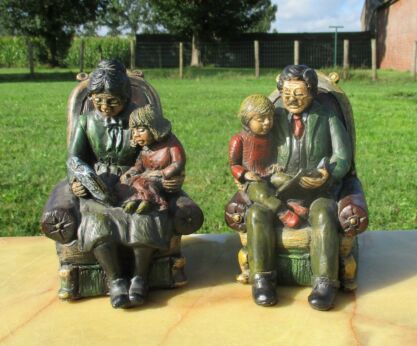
[0,36,28,67]
[0,36,49,67]
[65,37,131,68]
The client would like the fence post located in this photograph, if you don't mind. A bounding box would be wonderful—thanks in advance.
[158,45,162,68]
[371,38,377,81]
[79,39,85,73]
[28,39,34,76]
[254,40,259,78]
[130,38,136,70]
[412,41,417,81]
[343,39,349,80]
[294,40,300,65]
[98,45,103,61]
[179,42,184,79]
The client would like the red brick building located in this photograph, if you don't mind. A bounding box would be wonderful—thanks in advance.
[361,0,417,71]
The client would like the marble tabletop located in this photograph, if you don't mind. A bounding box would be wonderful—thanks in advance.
[0,231,416,345]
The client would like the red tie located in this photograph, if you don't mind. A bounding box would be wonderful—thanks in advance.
[292,114,304,139]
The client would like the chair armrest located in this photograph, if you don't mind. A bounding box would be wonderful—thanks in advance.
[338,175,369,236]
[40,180,80,244]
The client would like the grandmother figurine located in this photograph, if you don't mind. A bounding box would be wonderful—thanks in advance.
[42,60,203,309]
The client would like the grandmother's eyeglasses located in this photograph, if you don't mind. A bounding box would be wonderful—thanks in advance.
[92,95,123,106]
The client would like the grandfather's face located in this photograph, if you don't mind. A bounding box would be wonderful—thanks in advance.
[282,80,313,114]
[91,93,125,118]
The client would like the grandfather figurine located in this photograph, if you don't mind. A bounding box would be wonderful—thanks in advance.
[246,65,352,310]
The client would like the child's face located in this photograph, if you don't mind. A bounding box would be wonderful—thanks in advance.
[132,127,154,146]
[248,112,273,135]
[91,93,124,118]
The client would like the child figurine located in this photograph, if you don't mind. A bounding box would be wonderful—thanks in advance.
[122,104,186,214]
[229,94,307,228]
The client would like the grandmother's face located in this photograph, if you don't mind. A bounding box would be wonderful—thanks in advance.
[92,93,125,117]
[282,80,313,114]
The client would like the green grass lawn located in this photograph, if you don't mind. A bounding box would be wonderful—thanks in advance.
[0,67,416,236]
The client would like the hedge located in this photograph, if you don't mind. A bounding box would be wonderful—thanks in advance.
[0,36,131,68]
[64,37,131,68]
[0,36,30,67]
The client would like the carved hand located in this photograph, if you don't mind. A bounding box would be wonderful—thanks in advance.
[120,172,132,184]
[299,168,329,189]
[244,171,262,182]
[146,170,163,178]
[71,180,88,197]
[162,173,185,193]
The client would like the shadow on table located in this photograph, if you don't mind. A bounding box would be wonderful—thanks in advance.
[357,231,417,295]
[61,231,417,310]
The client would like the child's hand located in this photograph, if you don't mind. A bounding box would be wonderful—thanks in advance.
[147,170,162,178]
[244,171,261,182]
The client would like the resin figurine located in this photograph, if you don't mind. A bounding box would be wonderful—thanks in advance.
[41,60,203,309]
[225,65,368,311]
[121,104,186,214]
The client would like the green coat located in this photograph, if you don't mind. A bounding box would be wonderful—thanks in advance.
[274,101,352,182]
[68,106,139,172]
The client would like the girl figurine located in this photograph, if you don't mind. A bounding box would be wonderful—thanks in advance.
[122,104,186,214]
[229,94,307,228]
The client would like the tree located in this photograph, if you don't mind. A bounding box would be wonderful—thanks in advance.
[0,0,104,66]
[149,0,277,66]
[97,0,158,37]
[247,2,278,33]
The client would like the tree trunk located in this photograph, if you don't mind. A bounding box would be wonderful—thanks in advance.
[47,36,59,67]
[190,33,202,67]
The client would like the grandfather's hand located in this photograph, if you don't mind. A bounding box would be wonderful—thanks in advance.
[162,173,185,193]
[299,168,329,189]
[71,180,88,197]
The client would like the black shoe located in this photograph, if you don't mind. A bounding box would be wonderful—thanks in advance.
[308,277,338,311]
[109,278,130,309]
[129,275,148,307]
[252,272,277,307]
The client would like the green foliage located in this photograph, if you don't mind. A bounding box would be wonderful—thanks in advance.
[148,0,277,66]
[150,0,277,40]
[65,37,131,68]
[0,0,104,66]
[0,68,416,236]
[0,36,48,68]
[0,36,27,67]
[97,0,156,36]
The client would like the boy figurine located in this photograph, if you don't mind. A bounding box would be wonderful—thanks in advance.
[229,94,307,229]
[121,104,186,214]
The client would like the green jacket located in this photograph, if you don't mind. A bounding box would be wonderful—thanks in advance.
[68,106,139,171]
[274,101,352,182]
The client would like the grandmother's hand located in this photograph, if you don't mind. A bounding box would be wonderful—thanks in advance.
[71,180,88,197]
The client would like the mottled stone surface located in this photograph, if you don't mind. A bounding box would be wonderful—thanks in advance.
[0,231,416,345]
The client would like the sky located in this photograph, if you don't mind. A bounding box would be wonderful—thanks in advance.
[270,0,364,33]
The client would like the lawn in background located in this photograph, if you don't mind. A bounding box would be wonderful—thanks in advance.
[0,68,416,236]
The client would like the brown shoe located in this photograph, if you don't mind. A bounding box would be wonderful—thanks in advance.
[287,200,309,218]
[278,209,300,228]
